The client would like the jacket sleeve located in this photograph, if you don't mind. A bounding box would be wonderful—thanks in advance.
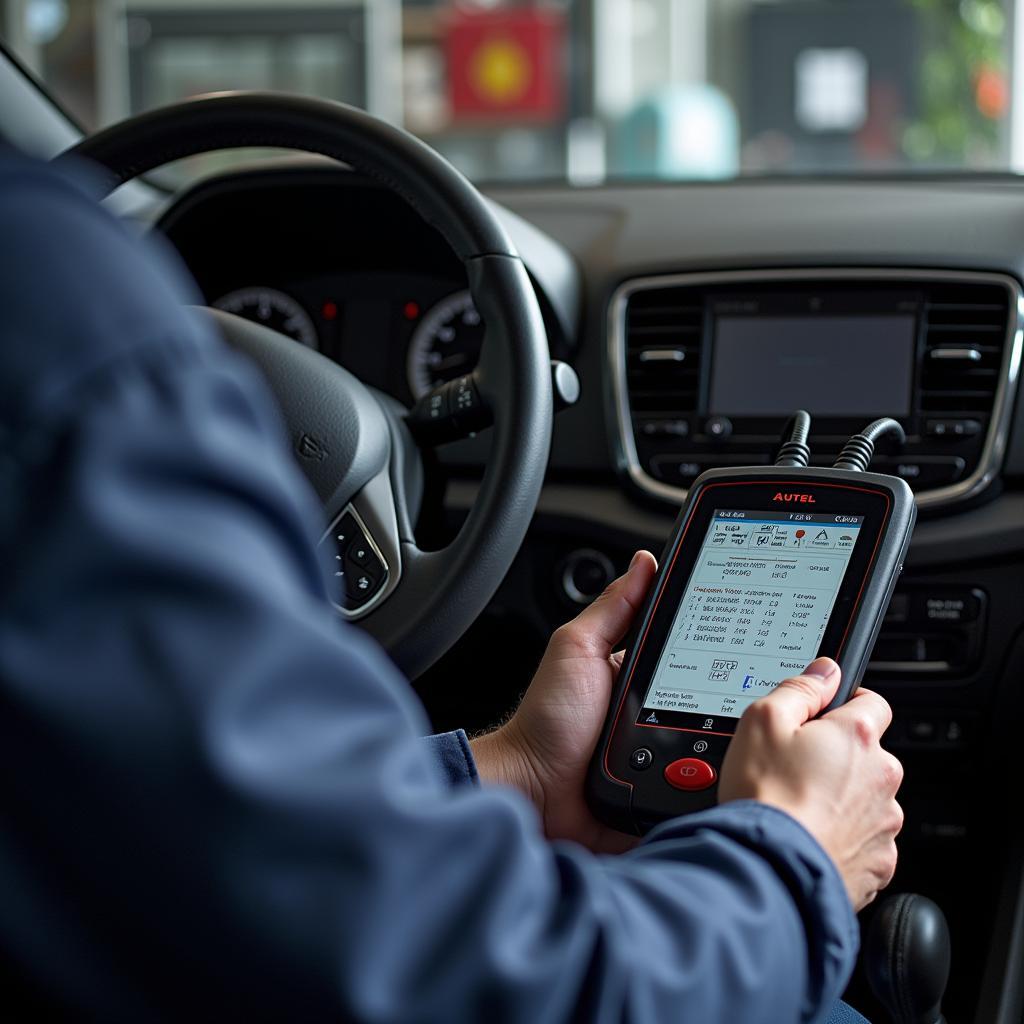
[0,152,858,1024]
[424,730,480,788]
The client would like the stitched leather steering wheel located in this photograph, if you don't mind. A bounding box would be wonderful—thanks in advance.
[60,92,552,680]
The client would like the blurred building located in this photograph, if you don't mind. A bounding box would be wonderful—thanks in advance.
[1,0,1014,183]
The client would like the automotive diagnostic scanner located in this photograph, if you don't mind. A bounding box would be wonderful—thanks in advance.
[587,413,916,834]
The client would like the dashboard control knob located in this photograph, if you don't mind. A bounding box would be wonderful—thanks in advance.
[705,415,733,440]
[561,549,615,605]
[551,360,580,411]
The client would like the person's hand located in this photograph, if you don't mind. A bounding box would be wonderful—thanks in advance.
[719,658,904,911]
[471,551,658,853]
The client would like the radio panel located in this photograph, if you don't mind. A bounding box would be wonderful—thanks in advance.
[610,269,1022,511]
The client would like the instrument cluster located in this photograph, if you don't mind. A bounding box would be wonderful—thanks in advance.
[209,274,484,406]
[160,167,573,416]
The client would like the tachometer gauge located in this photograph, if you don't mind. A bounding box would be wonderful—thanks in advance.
[212,287,318,349]
[406,290,484,399]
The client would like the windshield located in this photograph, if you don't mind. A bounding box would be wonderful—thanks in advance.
[1,0,1014,185]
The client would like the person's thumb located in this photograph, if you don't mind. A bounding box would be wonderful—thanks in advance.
[556,550,657,657]
[752,658,841,731]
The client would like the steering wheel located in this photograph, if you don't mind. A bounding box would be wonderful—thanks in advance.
[60,92,553,680]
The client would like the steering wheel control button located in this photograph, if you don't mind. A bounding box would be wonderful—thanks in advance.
[629,747,654,772]
[343,541,385,601]
[349,542,375,568]
[664,757,717,792]
[333,513,358,550]
[347,567,384,603]
[320,506,389,617]
[328,513,359,583]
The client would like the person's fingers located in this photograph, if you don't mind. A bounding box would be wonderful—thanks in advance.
[825,687,893,744]
[556,551,657,656]
[743,658,841,732]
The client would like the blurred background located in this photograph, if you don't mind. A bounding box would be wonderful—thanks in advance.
[1,0,1018,185]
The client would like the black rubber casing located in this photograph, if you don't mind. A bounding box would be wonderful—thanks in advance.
[587,465,916,835]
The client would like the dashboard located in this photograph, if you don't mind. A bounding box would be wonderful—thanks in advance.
[156,162,1024,1023]
[160,168,573,409]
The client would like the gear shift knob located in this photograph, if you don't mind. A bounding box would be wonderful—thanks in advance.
[865,893,951,1024]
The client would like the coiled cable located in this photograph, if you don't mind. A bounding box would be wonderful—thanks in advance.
[833,417,906,473]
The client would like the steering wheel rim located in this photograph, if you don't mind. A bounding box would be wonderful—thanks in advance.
[60,91,553,680]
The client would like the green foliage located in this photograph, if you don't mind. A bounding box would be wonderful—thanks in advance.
[903,0,1007,165]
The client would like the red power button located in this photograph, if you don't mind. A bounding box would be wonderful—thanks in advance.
[664,757,717,792]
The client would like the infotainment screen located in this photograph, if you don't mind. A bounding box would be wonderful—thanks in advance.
[708,314,916,416]
[637,509,863,729]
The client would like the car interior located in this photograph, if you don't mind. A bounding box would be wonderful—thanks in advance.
[3,2,1024,1022]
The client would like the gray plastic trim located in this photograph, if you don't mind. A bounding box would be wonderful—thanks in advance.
[609,267,1024,511]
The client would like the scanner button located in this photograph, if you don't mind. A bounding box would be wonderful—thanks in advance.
[629,747,654,771]
[664,757,717,792]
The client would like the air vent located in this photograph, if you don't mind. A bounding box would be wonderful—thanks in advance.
[920,282,1008,415]
[612,269,1021,510]
[624,285,704,435]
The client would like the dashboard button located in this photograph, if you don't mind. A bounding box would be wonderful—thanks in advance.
[879,457,965,487]
[907,718,938,742]
[640,419,689,438]
[562,550,615,605]
[630,748,654,771]
[650,456,703,483]
[664,757,717,792]
[705,416,733,440]
[915,590,983,625]
[945,719,968,745]
[926,418,981,438]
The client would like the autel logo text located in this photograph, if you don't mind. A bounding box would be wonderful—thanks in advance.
[772,492,816,504]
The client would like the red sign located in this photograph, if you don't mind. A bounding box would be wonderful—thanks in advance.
[445,8,565,122]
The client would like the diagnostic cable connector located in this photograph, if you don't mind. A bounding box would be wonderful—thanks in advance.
[834,417,907,473]
[774,409,812,468]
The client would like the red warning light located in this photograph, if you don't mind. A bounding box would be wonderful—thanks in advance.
[322,301,338,321]
[403,301,420,321]
[795,529,806,539]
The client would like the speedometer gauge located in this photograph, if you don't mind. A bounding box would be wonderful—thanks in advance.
[406,290,484,399]
[213,287,318,349]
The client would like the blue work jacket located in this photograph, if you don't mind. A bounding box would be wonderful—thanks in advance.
[0,149,858,1022]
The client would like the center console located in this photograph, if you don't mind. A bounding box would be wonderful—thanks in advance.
[610,268,1022,511]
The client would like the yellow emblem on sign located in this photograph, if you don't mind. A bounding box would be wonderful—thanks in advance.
[469,36,531,105]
